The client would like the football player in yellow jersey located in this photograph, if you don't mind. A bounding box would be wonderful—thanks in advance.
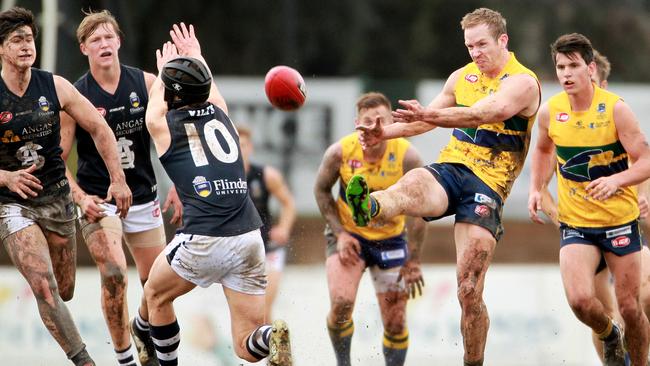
[314,92,426,366]
[348,8,541,366]
[540,50,650,364]
[529,33,650,366]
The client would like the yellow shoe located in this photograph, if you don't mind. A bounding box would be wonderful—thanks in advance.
[269,319,292,366]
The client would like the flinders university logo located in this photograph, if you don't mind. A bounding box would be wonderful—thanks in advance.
[193,176,212,197]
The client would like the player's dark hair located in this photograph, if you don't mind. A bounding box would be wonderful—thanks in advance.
[161,56,212,109]
[0,7,38,44]
[551,33,594,65]
[356,92,392,114]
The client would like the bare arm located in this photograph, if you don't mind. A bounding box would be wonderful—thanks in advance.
[358,71,458,147]
[528,103,556,224]
[55,75,131,217]
[264,166,296,245]
[313,142,344,235]
[146,42,177,157]
[586,100,650,200]
[394,72,540,129]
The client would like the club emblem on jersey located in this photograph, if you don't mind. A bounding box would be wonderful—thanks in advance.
[97,107,107,117]
[129,92,141,108]
[38,96,50,111]
[193,176,212,197]
[465,74,479,83]
[388,152,395,162]
[597,103,606,113]
[556,112,570,122]
[0,111,12,124]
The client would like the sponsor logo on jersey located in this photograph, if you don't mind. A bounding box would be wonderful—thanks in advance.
[109,106,125,113]
[597,103,606,113]
[193,176,212,197]
[129,92,141,108]
[474,204,490,217]
[611,235,630,248]
[388,152,395,162]
[474,193,496,209]
[38,96,50,112]
[0,111,12,124]
[465,74,479,83]
[97,107,106,117]
[556,112,570,122]
[605,225,632,239]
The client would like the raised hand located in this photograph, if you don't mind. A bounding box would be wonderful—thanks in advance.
[169,23,201,58]
[156,41,178,73]
[356,116,384,149]
[392,99,428,124]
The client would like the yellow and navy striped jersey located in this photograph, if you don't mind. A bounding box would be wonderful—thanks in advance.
[438,52,539,200]
[548,86,638,227]
[336,133,410,240]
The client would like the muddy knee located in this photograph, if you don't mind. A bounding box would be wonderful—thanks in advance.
[29,274,60,307]
[100,262,128,297]
[566,293,596,318]
[618,297,642,323]
[330,298,355,324]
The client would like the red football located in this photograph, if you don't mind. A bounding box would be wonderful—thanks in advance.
[264,65,306,111]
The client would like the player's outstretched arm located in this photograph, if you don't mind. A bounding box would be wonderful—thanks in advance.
[146,41,178,157]
[55,75,132,217]
[168,23,227,113]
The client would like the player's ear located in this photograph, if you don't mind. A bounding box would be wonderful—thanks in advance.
[79,42,88,56]
[498,33,508,49]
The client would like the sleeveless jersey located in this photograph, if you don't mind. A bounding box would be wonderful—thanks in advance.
[0,68,68,204]
[336,133,409,240]
[75,65,157,205]
[246,163,272,244]
[438,53,539,199]
[160,102,262,237]
[548,86,638,227]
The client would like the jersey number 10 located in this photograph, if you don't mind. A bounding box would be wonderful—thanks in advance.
[183,119,239,167]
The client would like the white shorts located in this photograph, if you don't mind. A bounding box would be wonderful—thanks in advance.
[78,198,164,234]
[0,194,76,240]
[165,229,266,294]
[265,246,287,273]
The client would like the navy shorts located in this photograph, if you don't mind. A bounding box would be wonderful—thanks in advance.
[424,163,504,241]
[560,219,642,257]
[325,227,408,270]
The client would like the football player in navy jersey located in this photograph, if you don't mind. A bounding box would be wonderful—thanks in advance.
[59,10,182,366]
[142,23,292,365]
[0,7,131,366]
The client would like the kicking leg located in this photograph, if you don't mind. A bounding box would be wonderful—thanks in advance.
[346,168,448,226]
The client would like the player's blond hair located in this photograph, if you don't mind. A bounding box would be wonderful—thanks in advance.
[356,92,391,114]
[461,8,507,40]
[593,50,611,83]
[76,9,122,44]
